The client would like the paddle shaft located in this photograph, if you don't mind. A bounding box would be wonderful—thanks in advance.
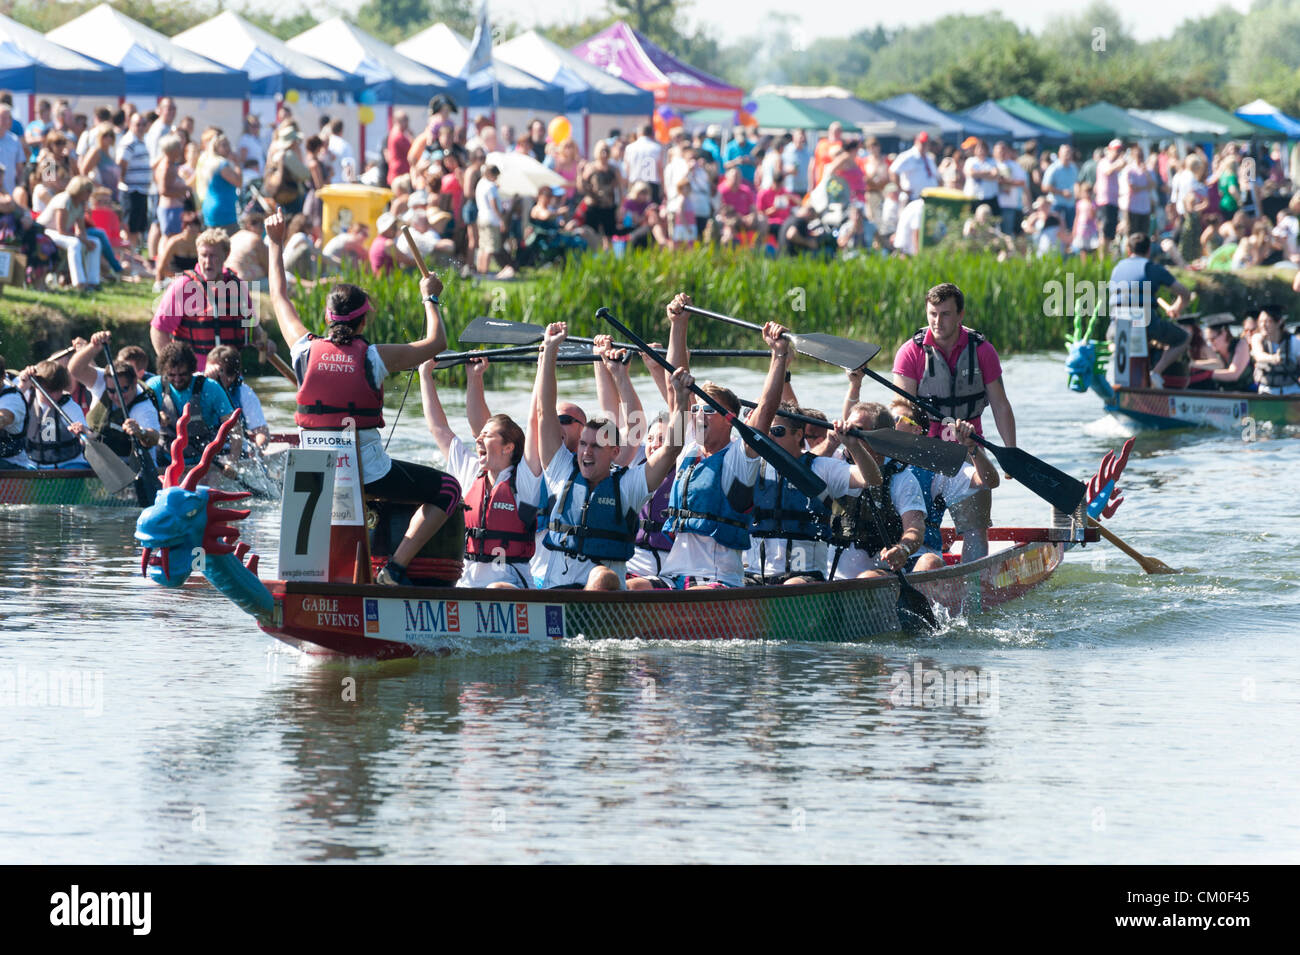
[1088,516,1178,574]
[386,229,433,451]
[103,343,161,501]
[595,307,828,503]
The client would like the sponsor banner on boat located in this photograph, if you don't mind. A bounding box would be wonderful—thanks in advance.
[357,597,567,648]
[284,594,365,634]
[298,429,363,526]
[1164,395,1248,428]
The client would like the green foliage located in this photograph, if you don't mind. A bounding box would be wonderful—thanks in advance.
[3,0,321,43]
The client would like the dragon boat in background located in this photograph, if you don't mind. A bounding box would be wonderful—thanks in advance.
[129,410,1135,659]
[1066,311,1300,432]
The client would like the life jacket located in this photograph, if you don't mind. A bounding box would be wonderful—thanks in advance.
[294,335,386,431]
[26,394,82,465]
[157,375,214,465]
[829,459,907,555]
[1255,334,1300,390]
[544,463,640,562]
[172,269,251,355]
[462,468,537,564]
[751,453,831,542]
[636,473,674,552]
[0,384,27,459]
[910,465,946,553]
[1218,334,1255,392]
[87,387,156,458]
[914,328,988,422]
[663,446,755,551]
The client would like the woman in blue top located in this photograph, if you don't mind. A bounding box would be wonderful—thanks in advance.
[198,134,242,232]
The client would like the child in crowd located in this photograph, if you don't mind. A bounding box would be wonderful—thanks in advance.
[1071,182,1099,260]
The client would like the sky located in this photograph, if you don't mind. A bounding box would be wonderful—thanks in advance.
[472,0,1256,44]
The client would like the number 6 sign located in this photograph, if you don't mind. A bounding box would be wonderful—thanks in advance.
[279,449,337,581]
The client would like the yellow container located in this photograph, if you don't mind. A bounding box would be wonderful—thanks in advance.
[318,184,393,245]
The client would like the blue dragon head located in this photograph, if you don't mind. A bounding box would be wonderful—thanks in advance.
[135,406,254,587]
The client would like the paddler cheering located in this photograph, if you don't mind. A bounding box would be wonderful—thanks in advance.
[264,206,463,588]
[890,282,1014,561]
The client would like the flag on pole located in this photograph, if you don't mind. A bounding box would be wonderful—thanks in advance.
[463,2,493,77]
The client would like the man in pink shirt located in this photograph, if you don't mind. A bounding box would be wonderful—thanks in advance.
[1095,139,1125,259]
[715,167,765,244]
[892,282,1015,447]
[369,212,398,275]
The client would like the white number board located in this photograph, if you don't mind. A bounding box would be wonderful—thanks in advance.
[299,429,364,526]
[279,449,337,581]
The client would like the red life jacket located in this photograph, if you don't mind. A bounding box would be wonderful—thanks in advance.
[294,335,385,430]
[172,269,252,355]
[463,468,537,563]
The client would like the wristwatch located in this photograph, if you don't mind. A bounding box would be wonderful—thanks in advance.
[425,294,441,305]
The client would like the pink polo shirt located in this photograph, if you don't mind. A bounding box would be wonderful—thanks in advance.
[892,326,1003,436]
[718,181,755,217]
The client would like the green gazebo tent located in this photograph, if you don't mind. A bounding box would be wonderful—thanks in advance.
[1069,102,1173,140]
[1171,98,1275,140]
[994,95,1110,147]
[687,93,846,131]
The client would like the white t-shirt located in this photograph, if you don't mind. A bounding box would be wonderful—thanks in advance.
[657,438,761,586]
[997,160,1026,210]
[832,462,926,580]
[88,369,162,462]
[447,434,544,588]
[538,445,651,589]
[893,198,925,255]
[744,455,856,578]
[328,134,354,183]
[1,384,32,468]
[623,136,664,185]
[963,156,1000,201]
[475,178,503,228]
[396,225,440,259]
[238,132,265,176]
[890,147,939,202]
[290,334,391,481]
[233,382,267,431]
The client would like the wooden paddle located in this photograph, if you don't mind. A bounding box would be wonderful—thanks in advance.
[103,343,162,506]
[1088,517,1178,574]
[737,399,968,476]
[682,305,882,371]
[26,376,137,495]
[595,307,828,502]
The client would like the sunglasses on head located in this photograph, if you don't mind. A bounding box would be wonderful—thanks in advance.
[557,414,579,426]
[689,404,718,415]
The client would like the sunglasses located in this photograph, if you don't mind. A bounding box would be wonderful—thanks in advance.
[557,414,580,426]
[689,404,718,415]
[769,425,798,438]
[896,414,920,429]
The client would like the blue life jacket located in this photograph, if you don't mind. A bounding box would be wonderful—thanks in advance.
[663,446,755,551]
[544,463,639,562]
[752,453,830,542]
[909,466,946,552]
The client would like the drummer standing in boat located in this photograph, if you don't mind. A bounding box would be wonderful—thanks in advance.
[890,282,1012,561]
[264,206,463,588]
[1105,232,1192,388]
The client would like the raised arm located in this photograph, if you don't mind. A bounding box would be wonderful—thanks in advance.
[743,322,791,456]
[833,420,881,489]
[374,272,447,372]
[666,293,690,371]
[842,367,863,420]
[954,419,999,489]
[640,340,670,404]
[592,333,620,420]
[535,322,568,467]
[418,359,456,461]
[644,367,691,488]
[263,206,311,344]
[68,330,111,389]
[465,357,491,436]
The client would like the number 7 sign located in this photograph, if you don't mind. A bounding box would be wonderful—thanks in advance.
[279,449,338,581]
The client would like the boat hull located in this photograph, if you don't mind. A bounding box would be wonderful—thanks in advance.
[1101,386,1300,432]
[258,535,1077,658]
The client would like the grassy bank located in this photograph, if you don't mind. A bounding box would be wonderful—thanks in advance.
[8,250,1299,370]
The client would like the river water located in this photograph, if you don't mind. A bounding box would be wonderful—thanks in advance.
[2,354,1297,863]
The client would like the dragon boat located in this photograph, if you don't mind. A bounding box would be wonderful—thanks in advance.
[130,410,1121,659]
[1065,312,1300,432]
[1,432,299,507]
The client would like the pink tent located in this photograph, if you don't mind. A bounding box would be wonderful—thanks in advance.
[571,21,741,113]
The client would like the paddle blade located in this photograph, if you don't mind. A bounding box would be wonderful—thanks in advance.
[985,443,1087,514]
[787,333,881,370]
[82,435,138,495]
[858,429,968,477]
[457,315,545,345]
[896,574,938,630]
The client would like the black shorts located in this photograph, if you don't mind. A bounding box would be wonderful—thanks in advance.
[744,570,826,586]
[587,205,616,237]
[364,458,462,513]
[126,192,148,234]
[1099,204,1120,240]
